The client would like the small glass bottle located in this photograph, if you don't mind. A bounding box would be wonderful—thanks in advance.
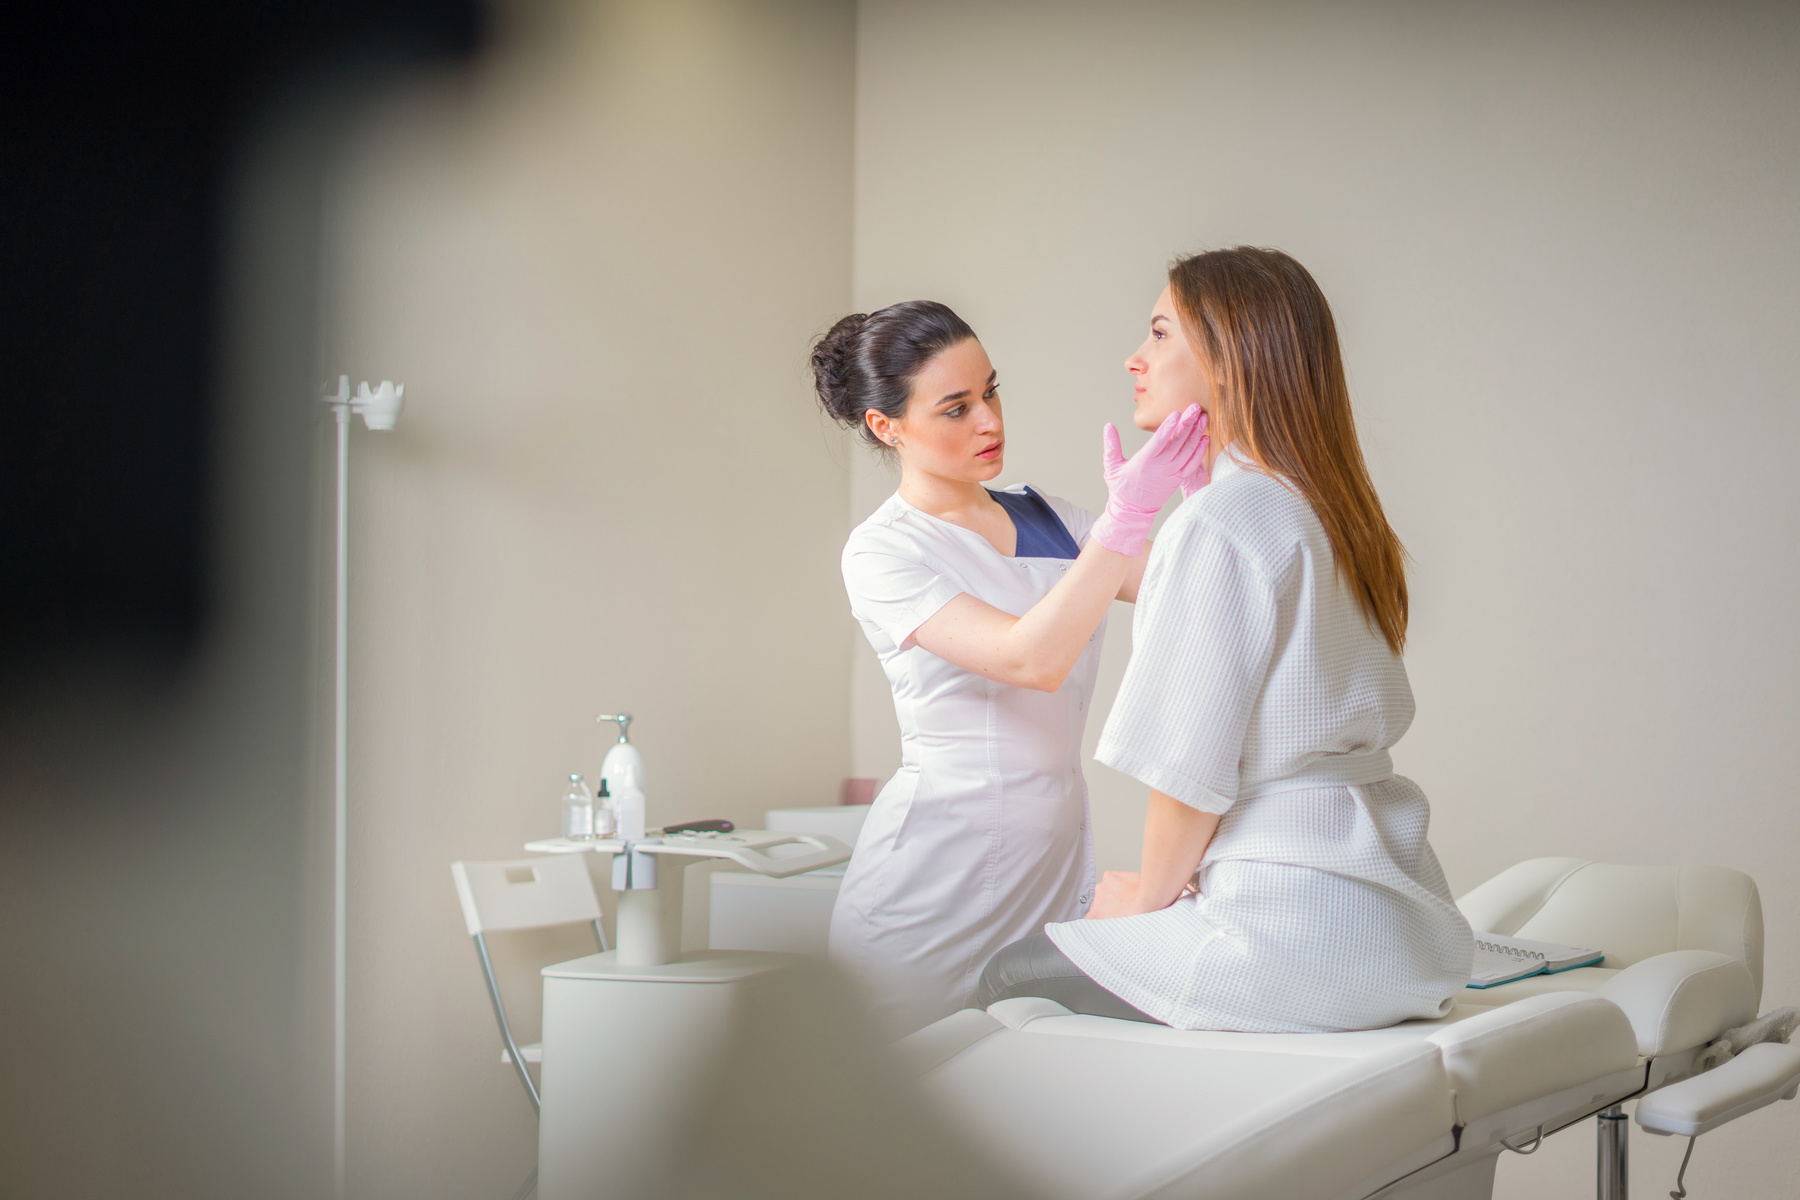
[592,779,617,838]
[562,773,596,839]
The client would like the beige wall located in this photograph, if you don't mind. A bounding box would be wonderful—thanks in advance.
[853,2,1800,1195]
[321,1,854,1194]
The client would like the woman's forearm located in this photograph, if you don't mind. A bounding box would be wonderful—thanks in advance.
[913,539,1131,691]
[1115,541,1151,603]
[1135,790,1219,913]
[999,539,1132,685]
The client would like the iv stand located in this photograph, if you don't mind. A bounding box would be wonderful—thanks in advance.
[331,391,348,1198]
[322,375,403,1196]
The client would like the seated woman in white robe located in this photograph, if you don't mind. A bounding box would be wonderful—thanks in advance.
[975,247,1475,1033]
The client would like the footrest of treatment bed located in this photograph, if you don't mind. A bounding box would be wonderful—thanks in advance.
[1636,1042,1800,1137]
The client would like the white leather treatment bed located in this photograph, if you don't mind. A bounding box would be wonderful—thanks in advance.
[898,859,1800,1200]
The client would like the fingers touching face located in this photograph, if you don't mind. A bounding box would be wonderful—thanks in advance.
[1125,286,1216,433]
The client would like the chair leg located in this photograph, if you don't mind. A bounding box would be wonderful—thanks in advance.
[1597,1104,1628,1199]
[474,933,541,1112]
[508,1167,538,1200]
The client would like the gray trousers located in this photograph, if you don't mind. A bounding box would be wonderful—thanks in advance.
[972,930,1162,1024]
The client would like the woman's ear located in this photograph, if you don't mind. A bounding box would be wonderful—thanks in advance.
[865,409,895,446]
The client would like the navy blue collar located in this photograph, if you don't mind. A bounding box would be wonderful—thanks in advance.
[986,487,1081,559]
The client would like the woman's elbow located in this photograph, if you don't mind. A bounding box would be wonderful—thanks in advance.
[1010,661,1069,693]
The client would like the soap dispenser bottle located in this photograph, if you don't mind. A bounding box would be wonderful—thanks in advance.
[597,713,647,839]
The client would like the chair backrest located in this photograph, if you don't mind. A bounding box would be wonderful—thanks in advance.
[450,855,601,937]
[1456,858,1764,999]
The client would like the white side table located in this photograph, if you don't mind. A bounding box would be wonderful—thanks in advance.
[536,948,799,1200]
[525,828,848,1198]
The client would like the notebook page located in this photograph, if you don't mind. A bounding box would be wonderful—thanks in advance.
[1468,933,1604,988]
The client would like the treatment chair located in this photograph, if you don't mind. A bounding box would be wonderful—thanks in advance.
[899,859,1799,1200]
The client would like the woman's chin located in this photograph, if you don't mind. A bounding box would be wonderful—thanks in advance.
[973,456,1005,480]
[1134,403,1185,432]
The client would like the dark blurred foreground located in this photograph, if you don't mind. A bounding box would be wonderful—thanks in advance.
[1,4,481,1196]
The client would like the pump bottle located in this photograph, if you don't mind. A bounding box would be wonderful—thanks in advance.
[597,713,647,839]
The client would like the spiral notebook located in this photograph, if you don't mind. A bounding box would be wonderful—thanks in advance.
[1468,933,1605,989]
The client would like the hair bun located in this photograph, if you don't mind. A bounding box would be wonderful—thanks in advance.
[810,312,870,425]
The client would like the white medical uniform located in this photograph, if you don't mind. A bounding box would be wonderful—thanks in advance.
[1048,448,1474,1033]
[831,486,1103,1038]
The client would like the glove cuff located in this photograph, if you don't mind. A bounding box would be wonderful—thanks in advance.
[1090,498,1158,556]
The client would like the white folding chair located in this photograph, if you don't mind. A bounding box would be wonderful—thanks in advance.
[450,855,607,1113]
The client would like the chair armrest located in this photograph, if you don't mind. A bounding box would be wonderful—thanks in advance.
[1596,951,1757,1057]
[1636,1042,1800,1136]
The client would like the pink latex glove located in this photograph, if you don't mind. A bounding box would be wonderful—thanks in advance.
[1090,404,1208,555]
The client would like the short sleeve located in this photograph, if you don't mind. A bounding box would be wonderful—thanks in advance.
[841,546,965,652]
[1093,514,1278,813]
[1037,492,1099,550]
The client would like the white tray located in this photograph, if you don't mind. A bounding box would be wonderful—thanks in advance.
[523,828,851,878]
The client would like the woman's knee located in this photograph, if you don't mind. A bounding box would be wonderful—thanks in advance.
[973,929,1164,1025]
[974,929,1080,1009]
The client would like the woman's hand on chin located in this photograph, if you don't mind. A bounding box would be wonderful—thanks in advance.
[1085,870,1144,919]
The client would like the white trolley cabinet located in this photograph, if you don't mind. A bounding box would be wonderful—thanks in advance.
[522,828,851,1200]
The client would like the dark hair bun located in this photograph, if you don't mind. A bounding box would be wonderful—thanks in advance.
[808,301,976,449]
[810,312,871,427]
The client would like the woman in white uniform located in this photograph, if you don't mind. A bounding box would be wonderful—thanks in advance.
[813,300,1207,1037]
[976,248,1475,1032]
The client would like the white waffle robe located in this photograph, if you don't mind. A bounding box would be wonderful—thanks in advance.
[831,488,1102,1038]
[1048,449,1474,1032]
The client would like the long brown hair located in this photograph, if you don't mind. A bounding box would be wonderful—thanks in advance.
[1167,247,1409,653]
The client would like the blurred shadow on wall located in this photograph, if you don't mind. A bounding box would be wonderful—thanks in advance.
[0,4,484,1197]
